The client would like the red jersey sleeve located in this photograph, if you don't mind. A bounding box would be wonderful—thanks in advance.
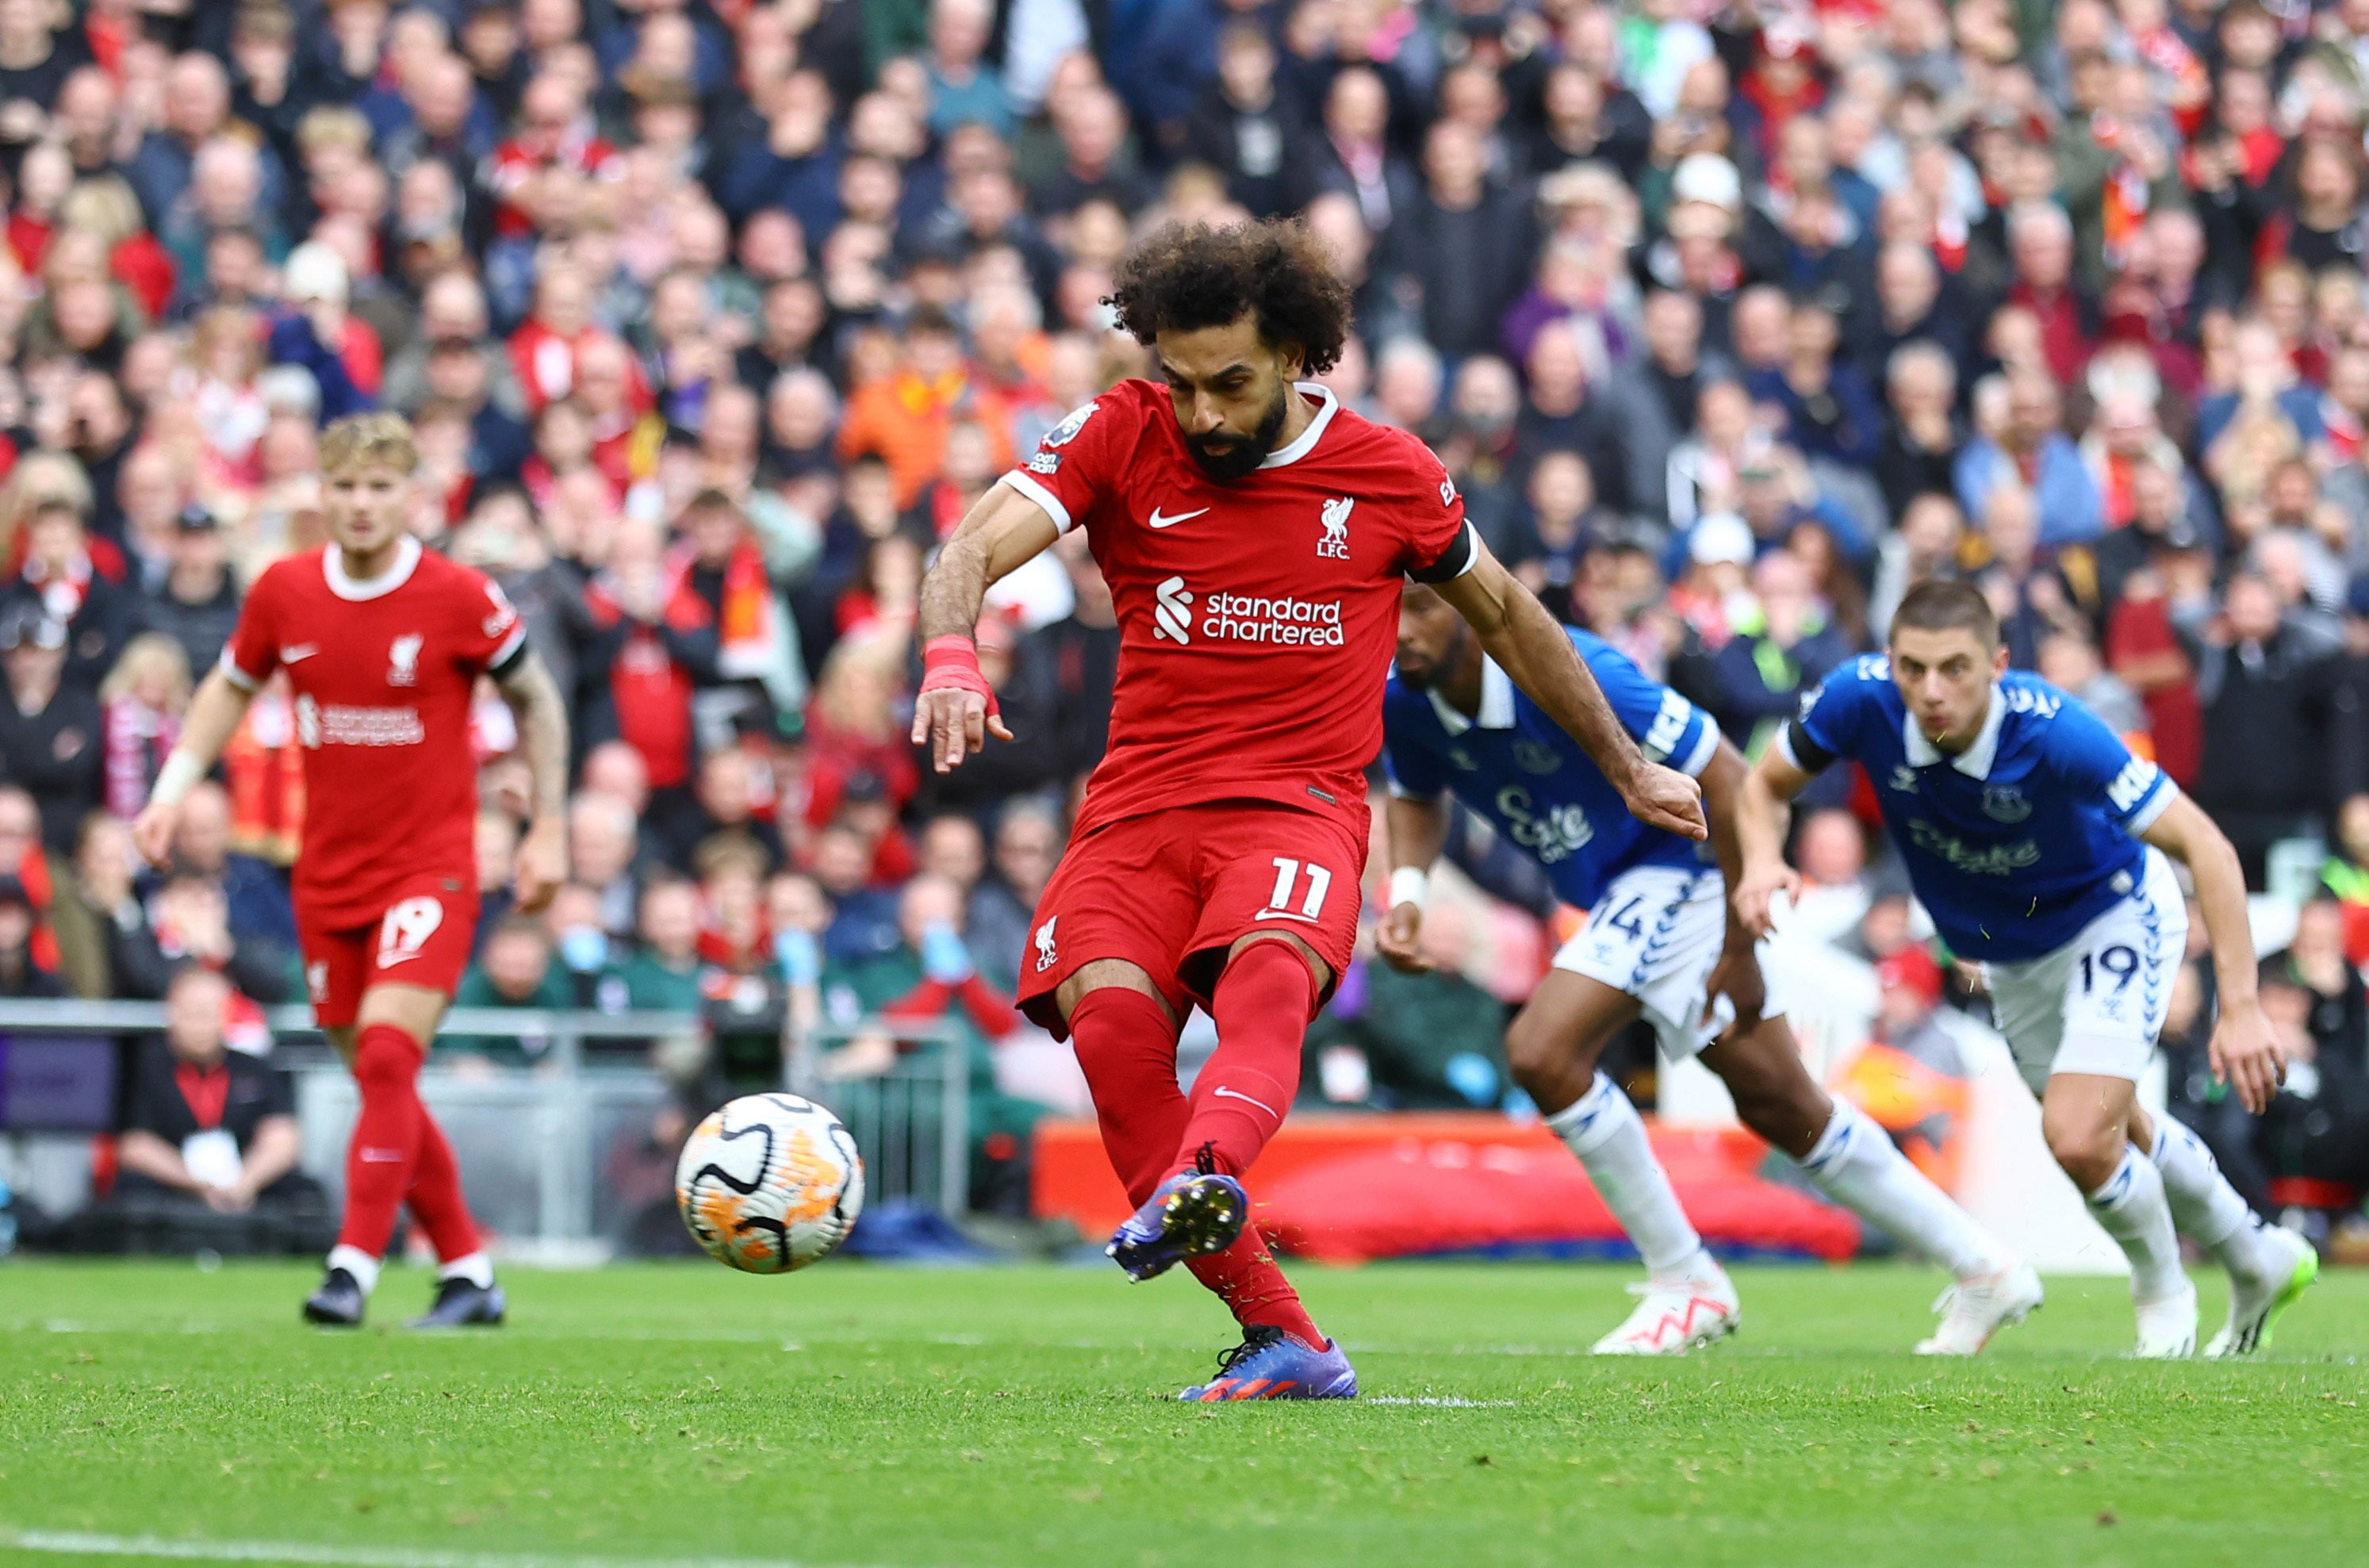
[1388,431,1479,584]
[446,564,531,678]
[220,564,283,692]
[996,383,1148,535]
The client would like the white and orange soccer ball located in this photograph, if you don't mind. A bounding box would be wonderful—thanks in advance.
[675,1094,864,1273]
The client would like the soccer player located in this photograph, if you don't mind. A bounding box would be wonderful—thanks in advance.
[132,413,571,1329]
[1381,582,2038,1355]
[1735,581,2317,1357]
[910,221,1707,1401]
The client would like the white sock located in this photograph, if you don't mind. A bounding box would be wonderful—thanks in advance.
[2083,1145,2188,1304]
[1796,1101,2009,1279]
[2149,1118,2275,1279]
[1547,1072,1709,1281]
[438,1251,495,1290]
[327,1244,381,1295]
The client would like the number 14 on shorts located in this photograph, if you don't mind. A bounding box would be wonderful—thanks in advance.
[1258,857,1333,924]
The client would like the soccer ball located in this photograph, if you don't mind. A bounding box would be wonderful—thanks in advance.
[675,1093,864,1273]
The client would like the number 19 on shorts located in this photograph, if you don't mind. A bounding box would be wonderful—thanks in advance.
[1259,857,1333,925]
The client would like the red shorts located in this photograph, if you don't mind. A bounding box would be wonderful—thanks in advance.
[297,880,481,1029]
[1017,801,1368,1038]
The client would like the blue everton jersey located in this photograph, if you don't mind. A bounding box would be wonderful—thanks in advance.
[1382,629,1720,910]
[1783,657,2178,961]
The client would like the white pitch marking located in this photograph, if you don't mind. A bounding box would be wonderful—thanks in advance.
[0,1529,901,1568]
[1365,1397,1520,1407]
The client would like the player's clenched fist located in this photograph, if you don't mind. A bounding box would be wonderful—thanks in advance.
[912,634,1014,772]
[1374,899,1431,974]
[131,799,181,868]
[1618,761,1708,842]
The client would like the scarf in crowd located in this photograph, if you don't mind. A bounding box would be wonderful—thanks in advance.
[585,570,712,788]
[5,842,61,973]
[102,697,179,822]
[670,539,776,683]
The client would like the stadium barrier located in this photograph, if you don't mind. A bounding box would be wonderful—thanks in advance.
[0,1002,966,1260]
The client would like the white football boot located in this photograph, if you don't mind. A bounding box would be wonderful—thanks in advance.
[2131,1282,2200,1359]
[2205,1227,2319,1359]
[1591,1263,1742,1355]
[1915,1262,2045,1355]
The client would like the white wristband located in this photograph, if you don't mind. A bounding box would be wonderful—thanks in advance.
[151,749,206,807]
[1386,865,1429,910]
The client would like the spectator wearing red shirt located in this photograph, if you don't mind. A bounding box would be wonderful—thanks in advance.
[582,516,719,793]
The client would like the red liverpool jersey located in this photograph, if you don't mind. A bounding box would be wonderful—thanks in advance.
[1001,379,1474,840]
[220,537,528,929]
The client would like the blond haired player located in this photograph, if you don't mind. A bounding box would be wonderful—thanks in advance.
[134,413,570,1328]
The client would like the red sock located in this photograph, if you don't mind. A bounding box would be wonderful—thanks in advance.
[1069,987,1190,1206]
[336,1024,426,1257]
[1175,941,1315,1178]
[405,1110,481,1263]
[1069,983,1324,1353]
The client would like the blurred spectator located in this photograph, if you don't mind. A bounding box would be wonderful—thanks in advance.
[816,871,1050,1213]
[113,965,311,1212]
[108,868,293,1005]
[2179,573,2359,887]
[0,872,62,997]
[1834,945,1971,1191]
[604,876,709,1014]
[447,912,573,1065]
[0,607,100,853]
[136,504,240,682]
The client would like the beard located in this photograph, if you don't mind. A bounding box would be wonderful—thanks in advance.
[1185,381,1292,482]
[1393,623,1465,693]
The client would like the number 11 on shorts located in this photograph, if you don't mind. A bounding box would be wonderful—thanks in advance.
[1261,857,1332,923]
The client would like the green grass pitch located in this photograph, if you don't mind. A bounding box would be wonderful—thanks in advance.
[3,1259,2367,1567]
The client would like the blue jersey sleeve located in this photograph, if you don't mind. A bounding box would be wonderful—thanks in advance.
[1381,688,1451,799]
[1580,635,1719,776]
[2042,697,2178,834]
[1781,654,1887,772]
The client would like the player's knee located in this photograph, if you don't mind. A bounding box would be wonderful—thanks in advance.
[2044,1118,2124,1193]
[1501,1010,1575,1093]
[351,1029,423,1096]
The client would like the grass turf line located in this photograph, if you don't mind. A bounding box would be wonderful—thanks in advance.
[2,1260,2366,1568]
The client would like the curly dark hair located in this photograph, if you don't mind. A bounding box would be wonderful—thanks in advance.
[1106,220,1354,375]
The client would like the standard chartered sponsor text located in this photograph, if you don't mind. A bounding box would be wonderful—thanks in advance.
[1202,591,1345,647]
[319,704,426,746]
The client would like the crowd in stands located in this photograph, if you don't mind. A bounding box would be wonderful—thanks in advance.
[0,0,2365,1240]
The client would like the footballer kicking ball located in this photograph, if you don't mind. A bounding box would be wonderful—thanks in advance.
[675,1094,864,1273]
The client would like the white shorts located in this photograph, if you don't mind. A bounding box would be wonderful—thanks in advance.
[1551,865,1776,1063]
[1983,847,2187,1095]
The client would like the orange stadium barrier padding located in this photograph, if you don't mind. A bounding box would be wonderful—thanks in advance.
[1031,1114,1861,1263]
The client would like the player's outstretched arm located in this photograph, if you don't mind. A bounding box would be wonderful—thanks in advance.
[1432,543,1707,841]
[1377,791,1449,973]
[1732,748,1812,938]
[132,667,256,867]
[496,649,572,914]
[1695,738,1769,1029]
[911,481,1060,772]
[2141,795,2284,1112]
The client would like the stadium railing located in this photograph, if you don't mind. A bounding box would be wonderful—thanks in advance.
[0,1002,967,1260]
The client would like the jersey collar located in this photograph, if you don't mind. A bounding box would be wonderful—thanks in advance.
[1427,657,1516,734]
[324,535,423,601]
[1258,382,1340,470]
[1902,682,2007,778]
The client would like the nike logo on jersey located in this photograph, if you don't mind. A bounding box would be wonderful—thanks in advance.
[282,644,319,662]
[375,949,424,968]
[1148,506,1209,529]
[1211,1086,1279,1118]
[1252,908,1321,924]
